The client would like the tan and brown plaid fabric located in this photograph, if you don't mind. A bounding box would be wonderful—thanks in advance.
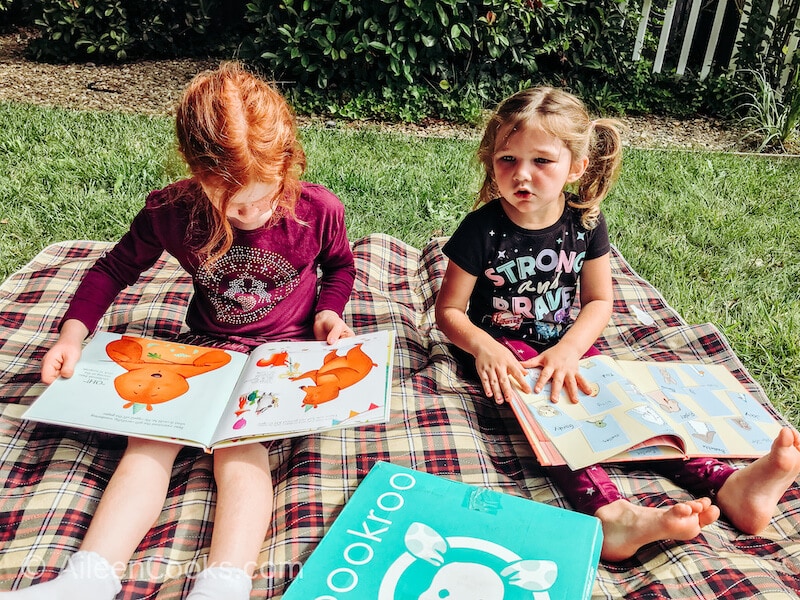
[1,234,798,598]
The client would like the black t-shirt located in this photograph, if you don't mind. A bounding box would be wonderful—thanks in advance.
[442,198,610,349]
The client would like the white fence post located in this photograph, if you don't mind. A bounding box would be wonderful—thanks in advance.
[728,0,754,73]
[779,4,800,95]
[653,0,678,73]
[677,0,703,76]
[700,0,729,79]
[632,0,652,61]
[761,0,781,55]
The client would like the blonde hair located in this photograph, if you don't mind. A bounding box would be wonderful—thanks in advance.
[476,87,622,229]
[176,61,306,261]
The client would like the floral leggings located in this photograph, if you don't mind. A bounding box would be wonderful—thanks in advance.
[547,457,735,514]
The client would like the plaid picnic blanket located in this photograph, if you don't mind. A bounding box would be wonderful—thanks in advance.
[1,233,799,599]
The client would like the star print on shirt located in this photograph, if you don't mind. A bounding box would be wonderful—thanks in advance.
[498,250,507,259]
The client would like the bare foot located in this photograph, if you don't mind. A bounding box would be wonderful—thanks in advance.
[716,427,800,534]
[595,497,720,561]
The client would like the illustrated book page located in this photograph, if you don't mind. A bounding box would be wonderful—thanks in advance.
[509,355,782,470]
[207,329,394,448]
[22,329,394,451]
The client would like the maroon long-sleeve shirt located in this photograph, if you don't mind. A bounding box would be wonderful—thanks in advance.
[63,179,355,341]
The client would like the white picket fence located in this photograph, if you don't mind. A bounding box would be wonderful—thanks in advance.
[633,0,800,92]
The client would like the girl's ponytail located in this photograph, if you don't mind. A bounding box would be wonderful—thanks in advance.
[570,119,623,229]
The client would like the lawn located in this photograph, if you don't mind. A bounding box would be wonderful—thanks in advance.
[1,101,798,426]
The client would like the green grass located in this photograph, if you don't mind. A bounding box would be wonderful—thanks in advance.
[605,150,800,426]
[1,101,798,426]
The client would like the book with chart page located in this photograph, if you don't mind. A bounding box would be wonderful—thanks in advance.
[508,355,783,470]
[23,329,394,451]
[282,461,602,600]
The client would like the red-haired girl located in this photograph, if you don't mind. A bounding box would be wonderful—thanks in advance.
[9,62,355,599]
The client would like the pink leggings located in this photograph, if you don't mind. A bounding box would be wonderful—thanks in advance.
[498,337,737,515]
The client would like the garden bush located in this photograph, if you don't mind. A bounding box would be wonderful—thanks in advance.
[13,0,800,125]
[242,0,644,119]
[26,0,239,61]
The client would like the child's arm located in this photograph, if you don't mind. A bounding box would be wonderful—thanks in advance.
[525,253,613,403]
[435,262,531,404]
[40,318,90,384]
[311,190,356,345]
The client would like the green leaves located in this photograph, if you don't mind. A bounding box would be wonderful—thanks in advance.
[736,67,800,152]
[27,0,217,62]
[243,0,556,116]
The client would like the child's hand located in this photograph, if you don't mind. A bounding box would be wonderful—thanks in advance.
[41,319,89,384]
[474,341,530,404]
[313,310,354,344]
[522,344,592,404]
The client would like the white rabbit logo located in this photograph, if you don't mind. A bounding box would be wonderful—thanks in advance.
[377,522,558,600]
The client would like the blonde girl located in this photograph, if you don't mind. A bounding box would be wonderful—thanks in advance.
[435,87,800,561]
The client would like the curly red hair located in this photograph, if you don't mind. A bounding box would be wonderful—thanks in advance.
[176,62,306,261]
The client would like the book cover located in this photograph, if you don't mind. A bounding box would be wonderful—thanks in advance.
[283,461,602,600]
[22,329,394,450]
[509,355,783,470]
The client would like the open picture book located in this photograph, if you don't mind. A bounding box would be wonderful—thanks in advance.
[23,329,394,452]
[508,355,783,470]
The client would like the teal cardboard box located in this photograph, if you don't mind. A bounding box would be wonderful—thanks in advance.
[283,461,602,599]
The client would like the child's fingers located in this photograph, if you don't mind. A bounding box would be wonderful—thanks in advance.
[520,356,541,370]
[497,373,518,404]
[532,367,567,403]
[326,321,354,344]
[562,376,581,404]
[479,369,511,404]
[498,361,530,402]
[40,360,59,384]
[479,371,494,399]
[547,373,565,403]
[511,368,531,394]
[575,373,593,396]
[480,371,501,401]
[41,351,73,384]
[60,357,77,379]
[533,366,552,394]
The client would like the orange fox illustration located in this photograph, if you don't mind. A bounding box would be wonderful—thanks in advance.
[289,343,377,407]
[256,351,289,367]
[106,336,232,411]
